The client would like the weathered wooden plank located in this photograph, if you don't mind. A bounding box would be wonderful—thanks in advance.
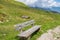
[18,25,41,38]
[14,20,35,30]
[15,20,35,27]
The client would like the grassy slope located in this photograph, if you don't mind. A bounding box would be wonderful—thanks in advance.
[0,0,60,40]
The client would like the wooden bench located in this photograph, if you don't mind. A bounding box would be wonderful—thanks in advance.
[18,25,41,40]
[14,20,35,32]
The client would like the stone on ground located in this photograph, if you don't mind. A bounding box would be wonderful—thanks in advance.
[37,26,60,40]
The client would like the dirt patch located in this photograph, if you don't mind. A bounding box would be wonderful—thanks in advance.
[0,13,8,23]
[0,13,7,17]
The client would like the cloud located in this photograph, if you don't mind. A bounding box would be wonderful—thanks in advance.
[15,0,60,8]
[16,0,37,4]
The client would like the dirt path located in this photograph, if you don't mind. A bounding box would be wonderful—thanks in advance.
[37,26,60,40]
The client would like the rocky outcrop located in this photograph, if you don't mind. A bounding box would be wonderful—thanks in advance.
[37,26,60,40]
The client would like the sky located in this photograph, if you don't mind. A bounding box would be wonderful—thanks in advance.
[55,0,60,2]
[15,0,60,8]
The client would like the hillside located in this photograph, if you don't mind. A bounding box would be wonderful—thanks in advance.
[0,0,60,40]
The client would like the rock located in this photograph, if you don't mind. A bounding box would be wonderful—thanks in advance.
[3,34,6,36]
[21,15,30,19]
[37,26,60,40]
[6,20,9,22]
[53,26,60,34]
[37,33,54,40]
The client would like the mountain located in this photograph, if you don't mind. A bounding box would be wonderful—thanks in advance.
[0,0,60,40]
[40,7,60,13]
[15,0,60,13]
[49,7,60,13]
[31,7,60,13]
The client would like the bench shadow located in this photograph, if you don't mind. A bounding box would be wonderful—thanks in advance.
[31,28,40,38]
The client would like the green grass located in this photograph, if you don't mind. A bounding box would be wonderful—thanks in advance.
[0,0,60,40]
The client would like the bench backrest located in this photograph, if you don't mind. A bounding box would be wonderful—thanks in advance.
[18,25,41,38]
[14,20,35,30]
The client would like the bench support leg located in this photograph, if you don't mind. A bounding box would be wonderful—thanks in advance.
[31,24,34,26]
[20,29,23,33]
[20,36,31,40]
[27,36,31,40]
